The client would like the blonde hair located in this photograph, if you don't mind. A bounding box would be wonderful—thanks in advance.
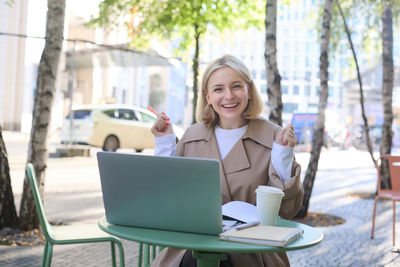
[196,54,264,126]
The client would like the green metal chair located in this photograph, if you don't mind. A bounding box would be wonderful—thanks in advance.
[26,163,125,267]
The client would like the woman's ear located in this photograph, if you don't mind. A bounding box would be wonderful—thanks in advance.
[206,91,210,104]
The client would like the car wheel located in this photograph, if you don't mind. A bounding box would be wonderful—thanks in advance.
[103,135,119,152]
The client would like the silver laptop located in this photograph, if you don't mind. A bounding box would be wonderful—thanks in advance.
[97,152,223,235]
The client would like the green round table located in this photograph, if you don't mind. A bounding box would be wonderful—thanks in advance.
[99,217,323,267]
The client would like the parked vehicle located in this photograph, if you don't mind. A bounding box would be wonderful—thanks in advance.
[60,104,184,152]
[347,125,382,151]
[291,113,317,144]
[291,113,328,147]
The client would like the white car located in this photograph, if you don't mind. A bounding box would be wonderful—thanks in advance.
[60,104,184,152]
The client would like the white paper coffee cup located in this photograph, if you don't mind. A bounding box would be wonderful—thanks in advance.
[255,186,284,226]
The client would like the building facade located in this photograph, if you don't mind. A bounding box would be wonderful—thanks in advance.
[0,1,30,131]
[0,0,187,134]
[201,1,346,126]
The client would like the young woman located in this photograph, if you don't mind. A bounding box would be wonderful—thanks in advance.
[150,55,303,267]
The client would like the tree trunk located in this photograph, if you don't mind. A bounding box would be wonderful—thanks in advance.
[19,0,66,230]
[0,127,19,229]
[336,0,376,167]
[265,0,282,126]
[191,24,201,124]
[379,0,394,189]
[296,0,333,218]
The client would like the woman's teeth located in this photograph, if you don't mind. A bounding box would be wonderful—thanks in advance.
[222,103,238,108]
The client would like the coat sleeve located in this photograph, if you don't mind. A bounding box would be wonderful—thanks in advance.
[268,158,303,219]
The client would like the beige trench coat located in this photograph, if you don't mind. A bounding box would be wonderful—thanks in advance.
[151,118,304,267]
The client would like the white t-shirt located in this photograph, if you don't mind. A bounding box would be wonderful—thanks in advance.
[214,125,247,160]
[154,127,294,182]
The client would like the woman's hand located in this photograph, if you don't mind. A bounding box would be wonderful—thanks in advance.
[276,123,297,147]
[151,112,173,137]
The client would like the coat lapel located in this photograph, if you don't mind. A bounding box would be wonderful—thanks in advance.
[222,138,251,174]
[222,118,276,174]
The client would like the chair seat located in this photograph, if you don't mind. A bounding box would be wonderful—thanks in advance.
[379,190,400,200]
[51,224,118,243]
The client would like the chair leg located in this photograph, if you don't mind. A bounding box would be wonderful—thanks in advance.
[371,197,379,239]
[138,243,143,267]
[115,240,125,267]
[151,245,156,261]
[41,241,49,267]
[144,244,150,267]
[45,243,53,267]
[111,242,117,267]
[393,200,396,247]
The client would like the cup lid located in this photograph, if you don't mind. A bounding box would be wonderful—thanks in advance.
[255,185,284,196]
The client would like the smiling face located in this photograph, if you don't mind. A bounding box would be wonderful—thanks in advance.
[206,66,251,129]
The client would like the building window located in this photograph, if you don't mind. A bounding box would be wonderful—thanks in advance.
[261,72,266,80]
[305,57,311,67]
[261,84,267,94]
[281,71,288,80]
[282,85,289,94]
[308,104,318,113]
[251,70,257,79]
[293,85,299,95]
[329,86,334,96]
[283,103,298,113]
[284,42,290,51]
[305,85,311,96]
[305,71,312,80]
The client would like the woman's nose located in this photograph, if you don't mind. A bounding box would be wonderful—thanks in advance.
[224,88,234,99]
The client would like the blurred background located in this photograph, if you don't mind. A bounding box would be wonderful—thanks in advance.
[1,0,399,151]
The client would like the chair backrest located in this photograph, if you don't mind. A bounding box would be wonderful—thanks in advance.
[387,156,400,191]
[378,155,400,192]
[26,163,54,240]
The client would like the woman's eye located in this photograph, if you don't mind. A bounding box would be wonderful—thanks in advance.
[233,84,242,89]
[213,87,222,91]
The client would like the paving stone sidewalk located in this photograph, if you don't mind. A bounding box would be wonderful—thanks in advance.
[1,145,400,266]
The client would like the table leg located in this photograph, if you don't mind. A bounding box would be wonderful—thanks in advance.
[192,251,227,267]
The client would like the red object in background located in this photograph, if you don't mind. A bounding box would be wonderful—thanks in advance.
[371,155,400,247]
